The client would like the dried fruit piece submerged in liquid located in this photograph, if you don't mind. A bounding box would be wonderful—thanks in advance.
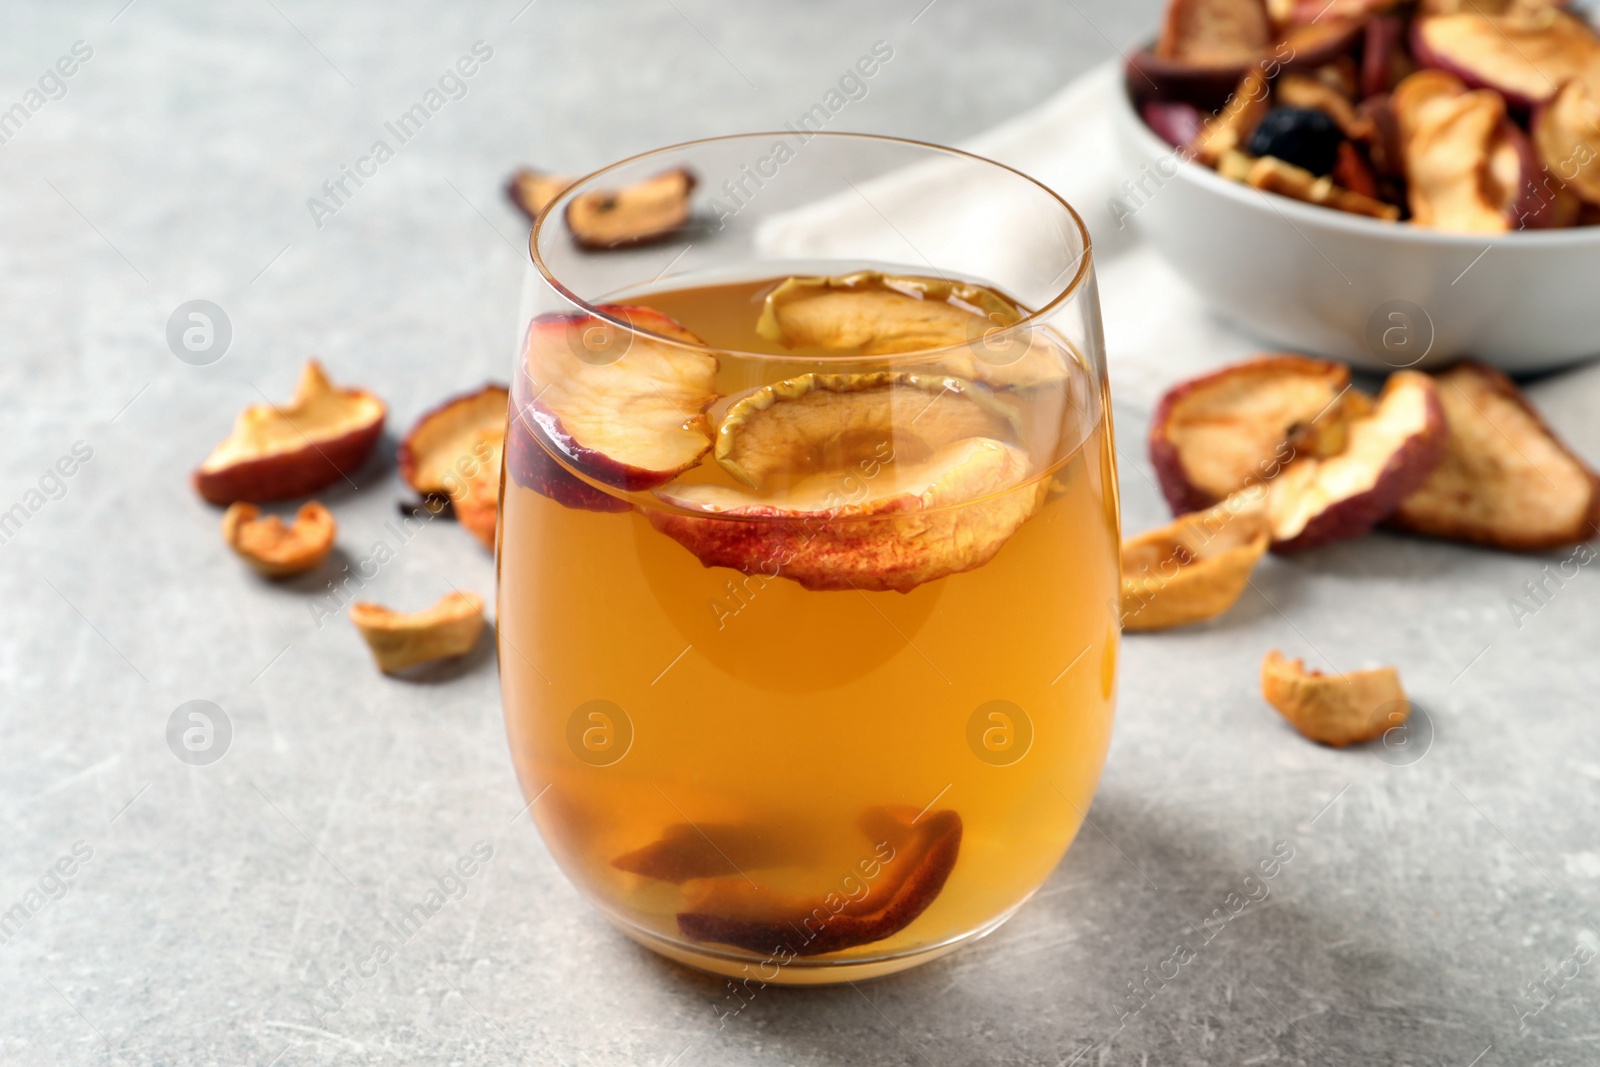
[677,806,963,957]
[755,272,1068,388]
[650,373,1042,593]
[511,304,719,512]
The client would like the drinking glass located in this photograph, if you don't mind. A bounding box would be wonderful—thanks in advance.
[498,133,1120,984]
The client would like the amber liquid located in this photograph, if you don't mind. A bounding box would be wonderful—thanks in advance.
[497,270,1121,980]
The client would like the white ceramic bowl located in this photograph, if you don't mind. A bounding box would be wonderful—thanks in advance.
[1111,77,1600,374]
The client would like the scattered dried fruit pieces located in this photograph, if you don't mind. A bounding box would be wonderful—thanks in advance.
[505,168,573,222]
[677,806,962,957]
[350,591,487,674]
[1149,355,1353,515]
[220,501,336,577]
[1390,362,1600,550]
[398,384,509,550]
[1266,371,1445,552]
[565,167,696,249]
[193,361,385,505]
[1261,650,1408,746]
[1122,496,1271,631]
[520,305,719,496]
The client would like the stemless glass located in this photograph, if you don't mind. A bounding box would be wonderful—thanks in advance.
[498,133,1120,984]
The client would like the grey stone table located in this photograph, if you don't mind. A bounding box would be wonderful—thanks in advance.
[3,1,1598,1064]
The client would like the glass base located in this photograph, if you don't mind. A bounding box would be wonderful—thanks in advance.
[610,899,1027,986]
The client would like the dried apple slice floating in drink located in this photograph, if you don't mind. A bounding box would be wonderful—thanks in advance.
[220,501,336,577]
[1149,355,1353,515]
[1534,77,1600,206]
[755,272,1067,388]
[1412,10,1600,109]
[505,168,573,222]
[651,373,1040,593]
[1261,650,1409,746]
[1266,371,1446,552]
[1390,362,1600,550]
[614,823,811,884]
[677,806,962,957]
[510,304,718,513]
[564,167,696,249]
[399,384,509,549]
[193,361,385,505]
[1121,495,1271,632]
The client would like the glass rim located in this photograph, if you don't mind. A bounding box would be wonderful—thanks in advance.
[527,131,1095,362]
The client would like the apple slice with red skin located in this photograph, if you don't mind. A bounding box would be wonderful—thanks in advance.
[1157,0,1274,65]
[398,383,509,549]
[1266,371,1446,552]
[1149,355,1353,516]
[1393,71,1513,232]
[507,304,718,512]
[505,168,573,222]
[193,360,385,505]
[1390,362,1600,550]
[651,372,1039,593]
[564,167,697,250]
[677,806,963,958]
[1412,11,1600,110]
[1534,76,1600,206]
[1362,14,1409,97]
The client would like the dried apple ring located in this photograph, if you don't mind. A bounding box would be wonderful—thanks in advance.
[221,501,336,577]
[1261,650,1408,746]
[398,384,509,550]
[349,591,487,674]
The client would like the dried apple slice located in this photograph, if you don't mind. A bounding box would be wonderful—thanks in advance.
[1192,71,1272,165]
[518,304,718,499]
[1241,155,1403,220]
[1156,0,1273,65]
[1275,73,1374,140]
[1142,99,1208,148]
[1412,11,1600,109]
[350,591,486,674]
[1397,76,1515,232]
[1122,495,1270,631]
[564,167,696,249]
[1261,650,1408,746]
[1266,371,1446,551]
[1390,362,1600,550]
[505,168,573,222]
[1534,77,1600,206]
[193,361,385,505]
[676,806,962,957]
[613,823,808,884]
[221,501,336,577]
[1149,355,1353,515]
[398,384,508,549]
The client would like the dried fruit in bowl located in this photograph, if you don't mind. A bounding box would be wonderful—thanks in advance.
[1390,362,1600,550]
[1261,651,1409,746]
[1265,371,1446,552]
[1395,72,1516,232]
[398,384,509,549]
[564,167,696,249]
[1193,71,1272,165]
[1121,495,1271,631]
[1534,77,1600,207]
[1241,155,1403,220]
[1149,354,1355,514]
[1157,0,1273,66]
[193,360,385,505]
[220,501,336,577]
[677,806,963,957]
[1412,10,1600,110]
[350,591,487,674]
[649,373,1041,593]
